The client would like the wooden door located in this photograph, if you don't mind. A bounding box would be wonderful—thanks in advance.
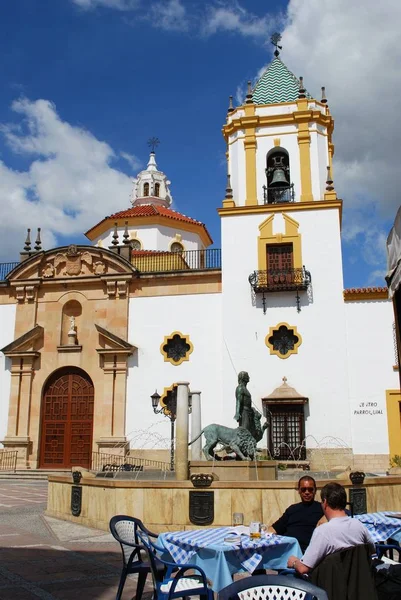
[266,244,294,286]
[40,368,94,469]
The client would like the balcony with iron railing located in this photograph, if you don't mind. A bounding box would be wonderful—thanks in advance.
[132,248,221,274]
[249,267,312,313]
[263,184,295,205]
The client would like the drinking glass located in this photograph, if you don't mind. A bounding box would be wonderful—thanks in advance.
[232,512,244,526]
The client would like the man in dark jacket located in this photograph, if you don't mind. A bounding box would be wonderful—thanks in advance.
[269,475,324,552]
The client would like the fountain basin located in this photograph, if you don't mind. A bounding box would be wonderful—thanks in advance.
[46,474,401,533]
[190,460,278,481]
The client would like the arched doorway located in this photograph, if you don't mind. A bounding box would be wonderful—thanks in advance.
[39,367,94,469]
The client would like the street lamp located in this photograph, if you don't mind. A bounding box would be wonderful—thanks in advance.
[151,388,177,471]
[150,386,192,472]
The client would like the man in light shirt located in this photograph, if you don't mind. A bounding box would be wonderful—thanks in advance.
[287,482,374,574]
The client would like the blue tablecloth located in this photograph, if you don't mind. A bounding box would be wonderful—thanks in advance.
[355,512,401,543]
[158,527,301,592]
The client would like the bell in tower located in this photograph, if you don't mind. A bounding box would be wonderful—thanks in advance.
[269,156,289,187]
[264,148,294,204]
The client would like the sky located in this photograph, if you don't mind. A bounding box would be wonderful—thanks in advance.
[0,0,400,287]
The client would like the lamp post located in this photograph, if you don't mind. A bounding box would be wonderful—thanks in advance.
[150,387,192,472]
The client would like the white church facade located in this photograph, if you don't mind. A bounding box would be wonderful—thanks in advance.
[0,50,399,472]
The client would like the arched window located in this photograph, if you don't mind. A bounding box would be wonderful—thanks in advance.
[154,183,160,197]
[143,182,149,196]
[171,242,184,253]
[265,147,293,204]
[131,239,141,250]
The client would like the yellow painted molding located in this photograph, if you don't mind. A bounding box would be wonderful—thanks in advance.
[343,288,388,302]
[265,322,302,359]
[244,135,257,206]
[222,199,236,208]
[274,138,280,146]
[218,198,342,218]
[244,104,255,117]
[297,122,313,202]
[222,111,334,141]
[386,389,401,458]
[324,191,338,201]
[160,331,193,366]
[257,213,302,271]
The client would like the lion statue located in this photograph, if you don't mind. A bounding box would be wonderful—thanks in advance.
[189,410,268,461]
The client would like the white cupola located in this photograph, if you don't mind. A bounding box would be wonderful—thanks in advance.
[130,151,173,208]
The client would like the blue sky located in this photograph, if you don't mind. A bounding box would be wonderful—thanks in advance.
[0,0,400,288]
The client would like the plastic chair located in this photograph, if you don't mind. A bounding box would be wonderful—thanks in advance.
[137,530,213,600]
[376,543,401,563]
[109,515,158,600]
[218,574,328,600]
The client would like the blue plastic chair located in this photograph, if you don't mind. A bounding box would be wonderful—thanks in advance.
[218,574,328,600]
[137,530,213,600]
[109,515,158,600]
[376,543,401,562]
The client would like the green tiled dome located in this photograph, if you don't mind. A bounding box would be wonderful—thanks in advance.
[252,57,310,105]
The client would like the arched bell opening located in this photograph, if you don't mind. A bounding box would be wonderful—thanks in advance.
[264,147,294,204]
[39,367,94,469]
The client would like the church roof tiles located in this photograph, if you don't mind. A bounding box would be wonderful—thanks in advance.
[252,57,311,105]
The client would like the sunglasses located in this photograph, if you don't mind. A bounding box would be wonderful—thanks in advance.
[300,487,315,493]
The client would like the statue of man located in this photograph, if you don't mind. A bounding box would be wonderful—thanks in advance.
[69,316,76,333]
[234,371,254,434]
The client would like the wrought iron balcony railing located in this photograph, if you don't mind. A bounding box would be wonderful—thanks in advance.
[263,184,295,205]
[0,262,19,281]
[249,267,312,313]
[132,248,221,274]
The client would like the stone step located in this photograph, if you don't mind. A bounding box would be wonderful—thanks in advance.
[0,470,70,480]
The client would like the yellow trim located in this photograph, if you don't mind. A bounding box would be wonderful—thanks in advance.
[226,129,329,146]
[257,213,302,271]
[296,102,313,202]
[160,331,194,366]
[86,216,213,247]
[222,199,235,208]
[386,389,401,458]
[274,138,280,146]
[343,289,388,302]
[223,109,334,142]
[244,137,257,206]
[160,383,178,418]
[218,198,343,228]
[265,322,302,359]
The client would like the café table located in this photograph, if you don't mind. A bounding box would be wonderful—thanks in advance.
[354,512,401,543]
[157,526,302,592]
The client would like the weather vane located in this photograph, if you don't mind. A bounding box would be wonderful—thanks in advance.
[148,137,160,153]
[271,32,282,57]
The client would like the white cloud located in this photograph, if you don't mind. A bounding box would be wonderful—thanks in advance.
[202,2,279,38]
[0,98,132,261]
[148,0,189,32]
[72,0,140,10]
[120,151,142,171]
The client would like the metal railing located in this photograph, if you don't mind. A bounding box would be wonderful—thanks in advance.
[132,248,221,274]
[91,451,170,473]
[0,262,19,281]
[0,450,18,472]
[249,267,311,293]
[263,184,295,204]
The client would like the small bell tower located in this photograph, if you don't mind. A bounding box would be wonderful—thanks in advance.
[222,33,337,208]
[130,138,173,209]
